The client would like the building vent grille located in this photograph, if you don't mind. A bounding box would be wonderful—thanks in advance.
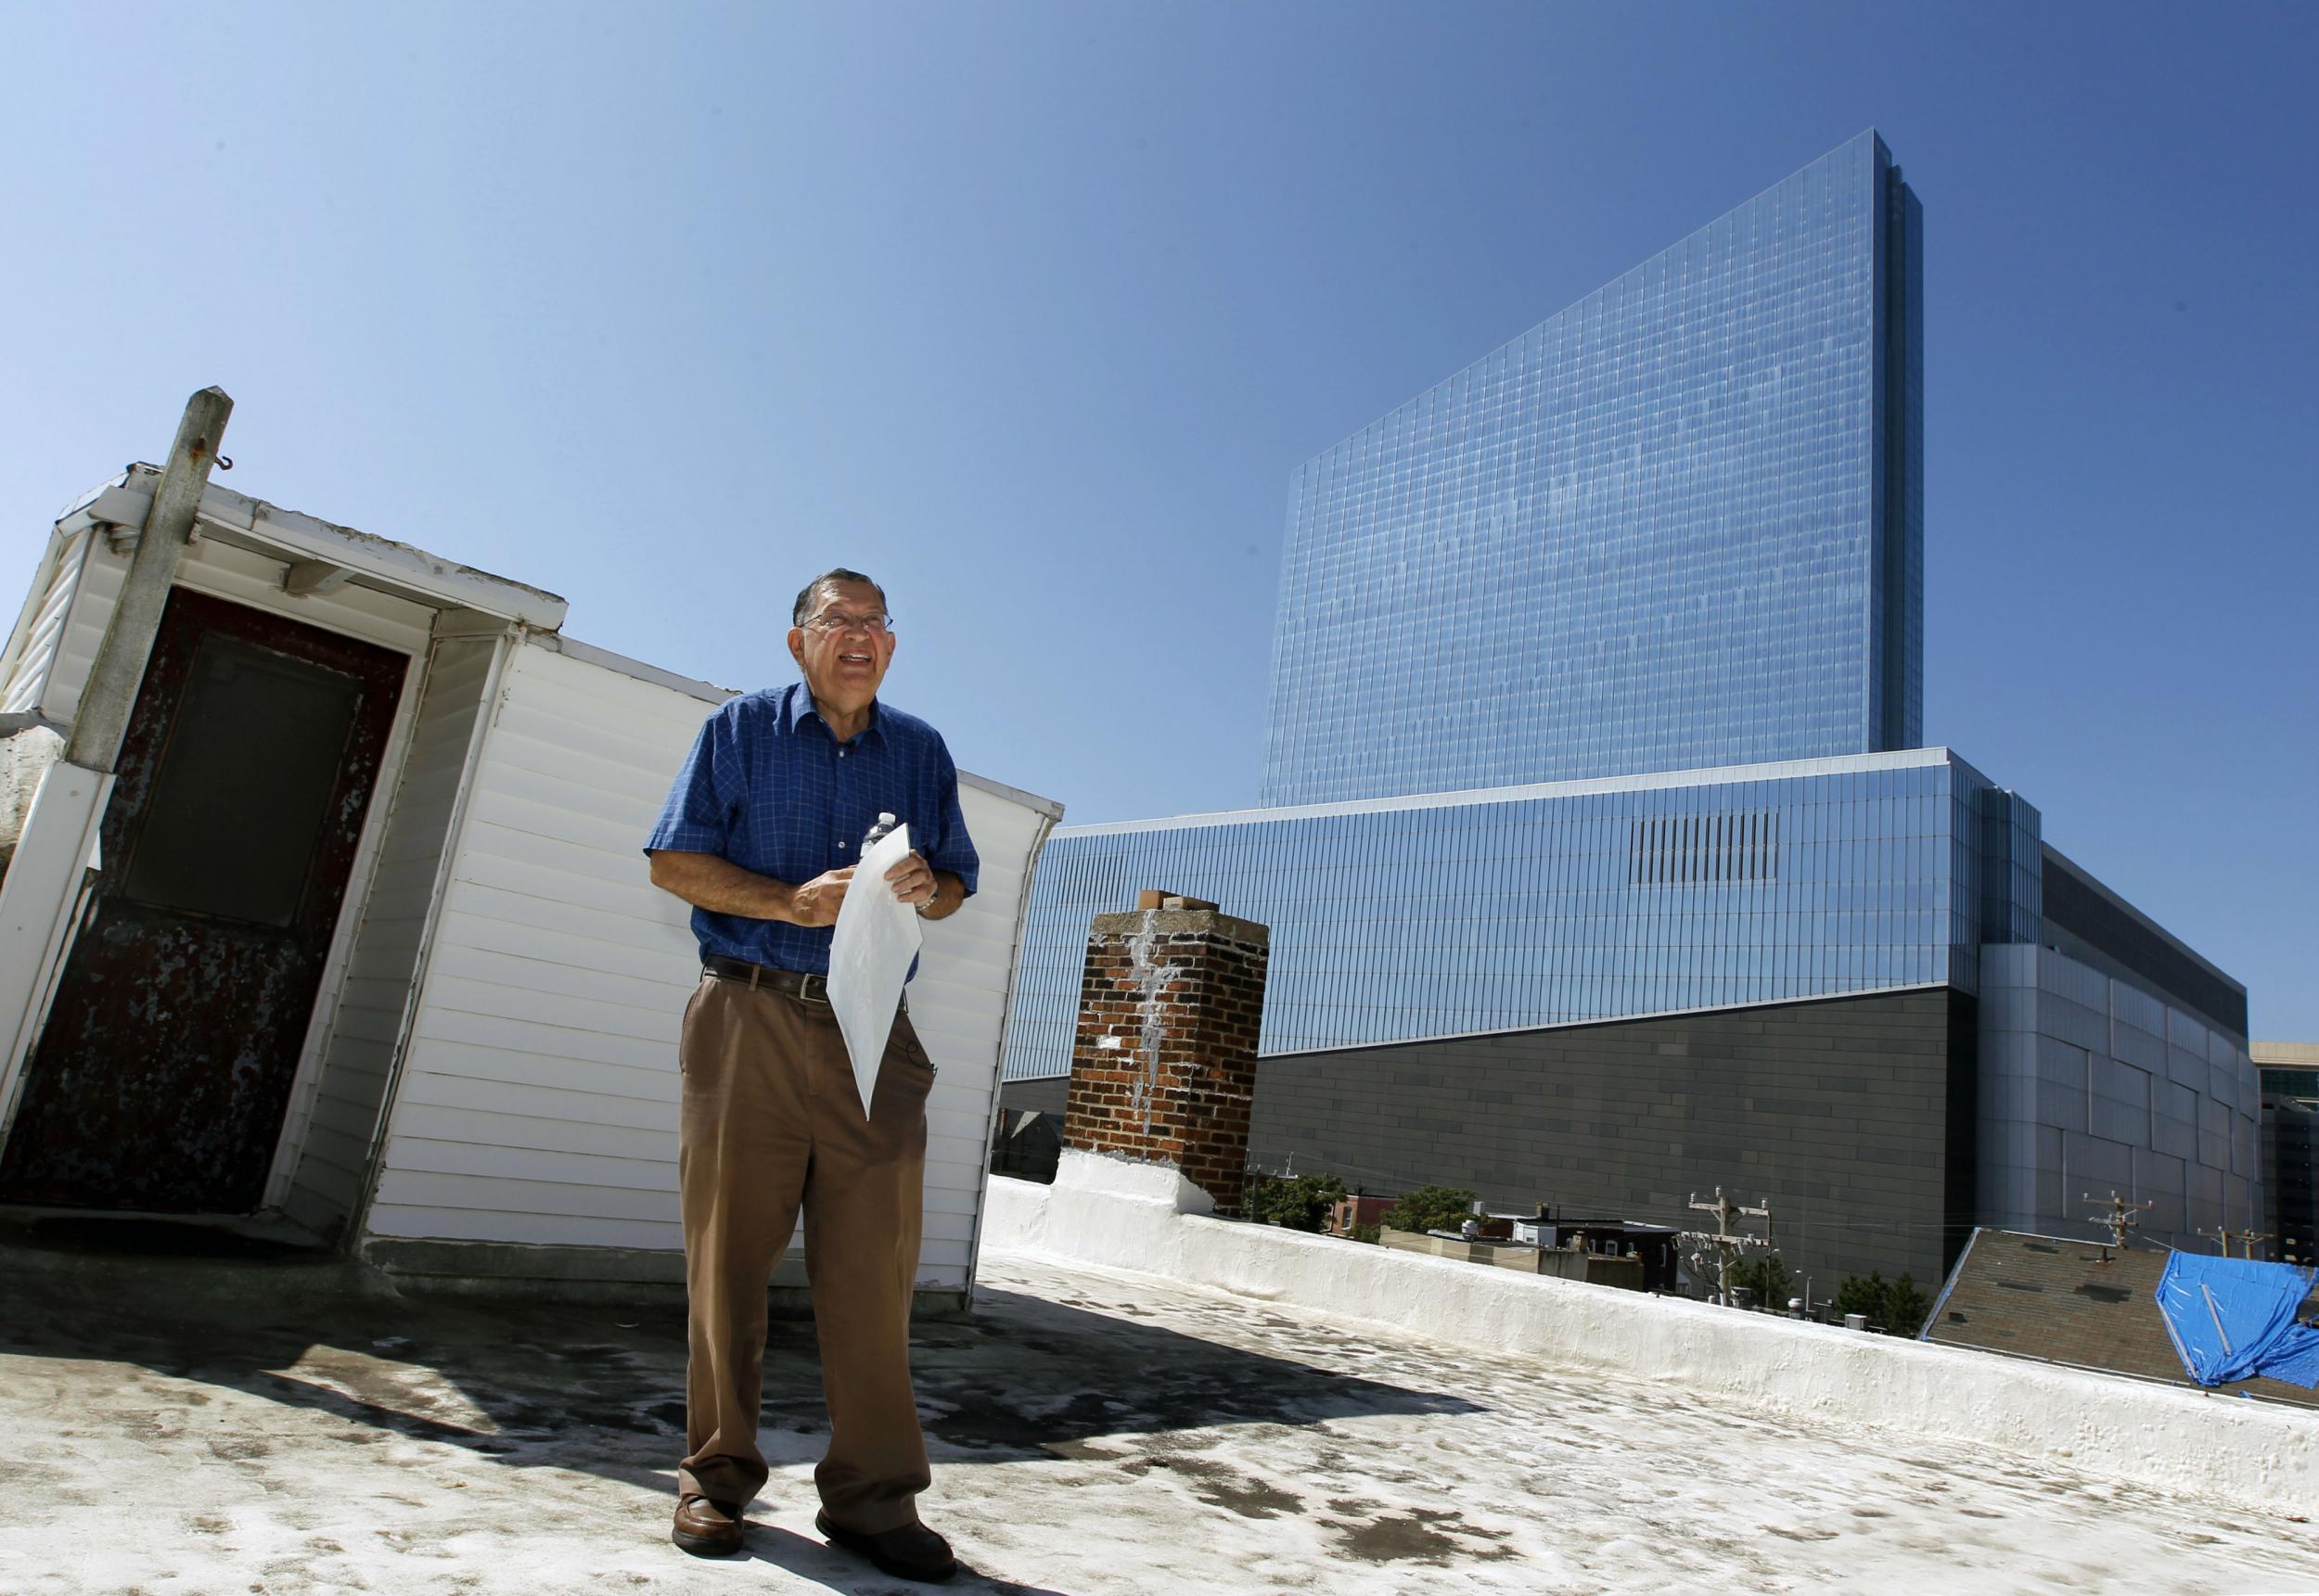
[1629,811,1781,886]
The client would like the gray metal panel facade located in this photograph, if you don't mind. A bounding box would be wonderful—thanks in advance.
[1006,987,1968,1287]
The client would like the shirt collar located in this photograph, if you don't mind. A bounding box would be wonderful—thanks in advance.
[785,679,884,746]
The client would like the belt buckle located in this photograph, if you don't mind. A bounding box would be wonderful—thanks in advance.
[796,972,829,1005]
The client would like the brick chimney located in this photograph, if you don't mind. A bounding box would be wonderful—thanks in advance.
[1062,893,1270,1216]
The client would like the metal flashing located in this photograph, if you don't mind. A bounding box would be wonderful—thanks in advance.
[958,770,1066,821]
[963,801,1062,1308]
[523,631,731,704]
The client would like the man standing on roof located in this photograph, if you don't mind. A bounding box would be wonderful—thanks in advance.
[643,568,977,1585]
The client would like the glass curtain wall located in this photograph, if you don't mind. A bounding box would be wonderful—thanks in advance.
[1258,131,1923,807]
[1004,751,2036,1080]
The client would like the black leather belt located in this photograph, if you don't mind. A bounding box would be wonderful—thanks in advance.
[702,955,828,1002]
[699,956,905,1013]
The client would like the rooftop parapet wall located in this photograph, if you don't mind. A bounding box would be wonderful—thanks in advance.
[988,1154,2319,1520]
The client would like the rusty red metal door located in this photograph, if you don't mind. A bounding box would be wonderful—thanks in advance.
[0,588,406,1213]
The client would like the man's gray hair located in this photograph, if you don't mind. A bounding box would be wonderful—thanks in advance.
[792,568,889,627]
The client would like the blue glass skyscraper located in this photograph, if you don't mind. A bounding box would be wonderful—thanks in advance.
[1261,131,1923,807]
[1002,132,2254,1293]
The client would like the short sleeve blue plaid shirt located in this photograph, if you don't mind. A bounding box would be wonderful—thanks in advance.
[644,681,980,975]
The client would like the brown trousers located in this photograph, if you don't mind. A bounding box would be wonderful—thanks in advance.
[674,973,935,1531]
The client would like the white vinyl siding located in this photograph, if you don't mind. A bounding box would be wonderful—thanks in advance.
[280,634,500,1236]
[23,531,121,724]
[364,638,1055,1293]
[0,530,91,716]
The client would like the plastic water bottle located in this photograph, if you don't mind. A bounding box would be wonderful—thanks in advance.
[861,811,899,853]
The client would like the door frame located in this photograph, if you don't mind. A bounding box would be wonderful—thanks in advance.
[33,555,429,1215]
[260,643,428,1212]
[165,559,440,1217]
[159,560,437,1219]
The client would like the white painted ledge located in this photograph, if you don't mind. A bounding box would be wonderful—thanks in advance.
[984,1154,2317,1517]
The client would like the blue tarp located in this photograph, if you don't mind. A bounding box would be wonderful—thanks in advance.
[2154,1252,2319,1389]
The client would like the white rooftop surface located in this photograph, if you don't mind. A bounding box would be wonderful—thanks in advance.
[977,1259,2318,1596]
[6,1237,2318,1594]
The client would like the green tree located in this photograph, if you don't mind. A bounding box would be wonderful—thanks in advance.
[1833,1270,1890,1327]
[1729,1255,1793,1308]
[1249,1172,1348,1232]
[1884,1272,1930,1336]
[1381,1185,1477,1234]
[1829,1270,1932,1334]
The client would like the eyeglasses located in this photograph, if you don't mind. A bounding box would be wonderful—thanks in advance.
[801,610,893,635]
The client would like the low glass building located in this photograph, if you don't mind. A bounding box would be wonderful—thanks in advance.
[1006,749,2021,1069]
[1003,755,2256,1290]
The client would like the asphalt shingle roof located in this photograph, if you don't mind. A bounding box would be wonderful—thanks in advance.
[1925,1227,2319,1409]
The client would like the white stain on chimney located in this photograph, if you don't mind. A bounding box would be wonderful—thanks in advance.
[1125,911,1185,1136]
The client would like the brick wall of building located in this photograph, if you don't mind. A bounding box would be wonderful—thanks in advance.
[1061,906,1269,1215]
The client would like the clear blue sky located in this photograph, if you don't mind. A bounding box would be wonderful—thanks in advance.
[4,4,2313,1036]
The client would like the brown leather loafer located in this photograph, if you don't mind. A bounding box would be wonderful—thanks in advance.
[814,1510,956,1583]
[673,1494,745,1557]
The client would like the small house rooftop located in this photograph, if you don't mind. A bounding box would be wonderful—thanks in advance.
[59,465,570,631]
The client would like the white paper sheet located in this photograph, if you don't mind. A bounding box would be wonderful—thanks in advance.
[826,821,924,1117]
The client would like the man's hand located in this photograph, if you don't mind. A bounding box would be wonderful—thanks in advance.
[883,852,967,921]
[883,850,938,909]
[788,866,855,927]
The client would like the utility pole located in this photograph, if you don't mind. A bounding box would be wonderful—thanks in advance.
[2083,1192,2149,1263]
[1684,1186,1773,1305]
[0,389,233,1147]
[64,387,234,773]
[2197,1225,2271,1260]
